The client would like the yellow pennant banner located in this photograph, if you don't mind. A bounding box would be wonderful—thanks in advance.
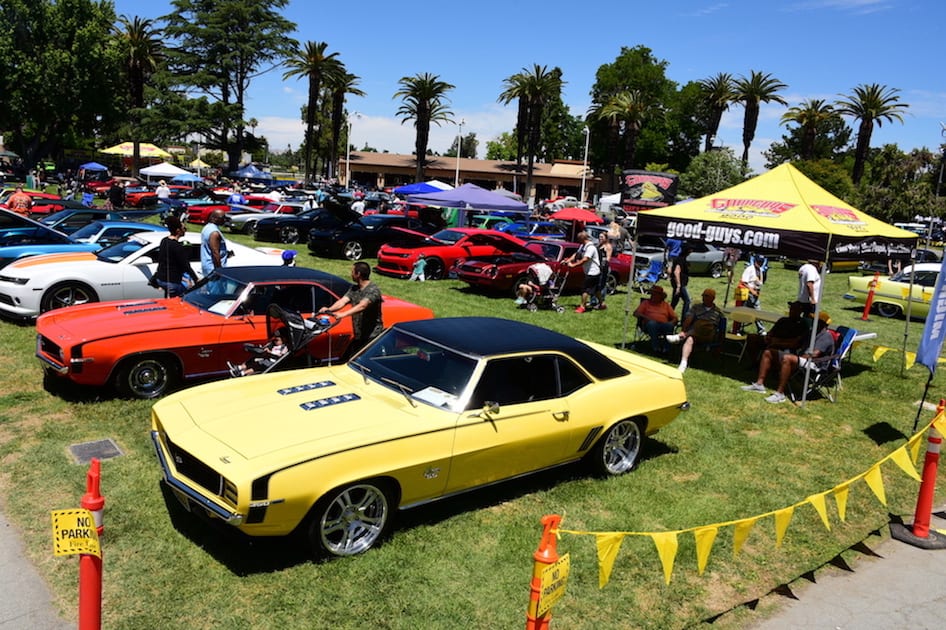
[867,344,944,369]
[556,409,945,587]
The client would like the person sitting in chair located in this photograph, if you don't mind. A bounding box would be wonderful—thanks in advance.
[666,287,723,373]
[739,310,834,404]
[633,285,678,354]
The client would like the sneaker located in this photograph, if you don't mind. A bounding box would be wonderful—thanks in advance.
[665,333,682,344]
[765,392,787,404]
[514,296,526,305]
[597,303,607,310]
[741,382,766,393]
[227,362,241,378]
[574,306,586,313]
[677,360,687,373]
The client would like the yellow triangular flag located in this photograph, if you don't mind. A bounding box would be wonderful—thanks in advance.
[807,493,831,530]
[909,432,925,464]
[774,506,795,547]
[904,351,916,370]
[889,446,922,481]
[595,533,625,589]
[693,527,718,575]
[934,417,946,437]
[733,518,758,557]
[872,346,891,362]
[651,532,679,585]
[833,483,850,522]
[864,465,887,506]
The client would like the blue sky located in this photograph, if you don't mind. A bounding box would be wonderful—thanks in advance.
[115,0,945,180]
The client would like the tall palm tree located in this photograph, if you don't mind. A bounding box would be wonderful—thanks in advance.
[394,73,455,181]
[326,70,364,180]
[734,70,788,166]
[498,71,529,170]
[698,73,736,153]
[836,84,909,184]
[114,16,163,176]
[282,41,343,183]
[780,99,839,161]
[595,90,651,170]
[497,65,563,200]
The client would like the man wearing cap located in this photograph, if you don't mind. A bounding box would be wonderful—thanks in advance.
[667,287,723,372]
[740,310,835,403]
[633,285,678,353]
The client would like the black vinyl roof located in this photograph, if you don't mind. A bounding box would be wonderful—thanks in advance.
[215,265,350,295]
[391,316,629,380]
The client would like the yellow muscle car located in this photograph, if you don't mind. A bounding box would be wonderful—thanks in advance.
[845,263,941,319]
[151,317,688,557]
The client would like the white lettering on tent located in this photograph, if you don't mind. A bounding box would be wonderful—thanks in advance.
[666,222,780,250]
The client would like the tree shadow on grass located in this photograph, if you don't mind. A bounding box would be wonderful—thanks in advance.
[862,421,908,445]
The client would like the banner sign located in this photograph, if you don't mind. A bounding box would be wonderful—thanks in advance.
[916,256,946,374]
[620,170,678,211]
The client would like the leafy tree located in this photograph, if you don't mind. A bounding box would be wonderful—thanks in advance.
[114,15,165,175]
[678,147,744,198]
[327,70,364,180]
[485,132,517,161]
[593,90,653,171]
[836,83,909,185]
[779,99,841,161]
[283,41,342,183]
[698,72,736,152]
[0,0,123,167]
[445,133,478,159]
[537,97,585,162]
[764,112,851,168]
[161,0,296,172]
[854,145,942,222]
[733,70,788,167]
[394,73,455,181]
[791,159,856,201]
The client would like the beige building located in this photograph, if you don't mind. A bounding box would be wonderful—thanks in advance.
[339,151,598,203]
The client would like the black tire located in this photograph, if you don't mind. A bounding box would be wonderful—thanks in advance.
[606,272,619,294]
[343,240,364,261]
[876,302,901,318]
[40,281,98,313]
[243,220,258,236]
[115,354,177,399]
[279,225,300,244]
[424,257,445,280]
[512,274,531,299]
[307,481,394,558]
[588,418,644,476]
[709,262,724,279]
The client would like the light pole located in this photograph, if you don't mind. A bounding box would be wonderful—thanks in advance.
[345,112,360,189]
[580,126,590,206]
[455,118,465,187]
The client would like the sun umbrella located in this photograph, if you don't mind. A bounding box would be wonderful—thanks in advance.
[190,158,210,169]
[100,142,172,158]
[550,207,603,224]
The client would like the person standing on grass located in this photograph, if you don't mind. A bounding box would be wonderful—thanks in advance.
[566,231,601,313]
[669,244,692,318]
[319,261,383,359]
[200,209,229,276]
[7,185,32,216]
[796,259,821,314]
[595,231,612,310]
[739,255,766,334]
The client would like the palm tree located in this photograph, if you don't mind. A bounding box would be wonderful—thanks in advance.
[497,65,563,200]
[326,70,364,180]
[780,99,839,161]
[734,71,788,166]
[282,41,343,183]
[498,71,530,170]
[394,73,455,181]
[836,84,909,184]
[698,73,736,152]
[114,16,163,176]
[595,90,651,170]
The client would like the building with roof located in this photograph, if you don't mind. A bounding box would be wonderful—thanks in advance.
[339,151,599,205]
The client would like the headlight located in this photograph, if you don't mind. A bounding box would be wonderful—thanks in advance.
[0,274,28,285]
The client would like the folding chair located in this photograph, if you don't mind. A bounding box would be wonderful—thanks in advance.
[722,309,757,362]
[789,326,858,403]
[634,259,664,294]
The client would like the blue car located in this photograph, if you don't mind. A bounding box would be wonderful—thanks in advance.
[0,220,166,268]
[497,220,565,240]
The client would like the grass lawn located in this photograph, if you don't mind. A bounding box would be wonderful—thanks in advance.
[1,233,944,629]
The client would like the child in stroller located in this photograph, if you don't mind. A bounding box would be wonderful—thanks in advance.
[515,262,566,313]
[228,328,289,377]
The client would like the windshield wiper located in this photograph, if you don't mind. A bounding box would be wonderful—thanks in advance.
[349,361,371,384]
[380,376,416,408]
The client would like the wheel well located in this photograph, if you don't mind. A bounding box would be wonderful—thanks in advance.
[110,351,182,385]
[295,475,402,535]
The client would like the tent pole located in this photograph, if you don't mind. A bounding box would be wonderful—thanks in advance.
[801,240,831,407]
[621,237,639,349]
[901,248,919,377]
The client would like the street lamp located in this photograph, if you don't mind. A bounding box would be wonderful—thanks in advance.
[455,118,465,187]
[580,126,590,206]
[345,112,360,189]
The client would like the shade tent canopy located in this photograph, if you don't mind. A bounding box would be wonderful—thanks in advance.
[230,164,273,181]
[172,173,203,183]
[393,180,454,195]
[407,183,529,212]
[550,207,604,224]
[79,162,108,171]
[139,161,189,178]
[635,163,918,261]
[100,142,171,158]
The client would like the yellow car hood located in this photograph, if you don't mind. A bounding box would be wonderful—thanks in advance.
[154,366,424,461]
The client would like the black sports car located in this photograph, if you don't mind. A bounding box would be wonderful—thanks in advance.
[307,214,441,260]
[254,206,358,244]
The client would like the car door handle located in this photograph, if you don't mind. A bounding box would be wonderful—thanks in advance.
[553,411,569,422]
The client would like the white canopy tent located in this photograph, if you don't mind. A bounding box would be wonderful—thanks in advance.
[139,161,190,182]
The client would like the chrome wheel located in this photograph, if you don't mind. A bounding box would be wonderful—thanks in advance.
[343,240,364,261]
[41,282,97,313]
[312,483,392,557]
[117,356,174,399]
[709,262,724,279]
[592,419,643,476]
[280,225,300,244]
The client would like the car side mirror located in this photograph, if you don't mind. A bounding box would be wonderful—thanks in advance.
[482,401,499,416]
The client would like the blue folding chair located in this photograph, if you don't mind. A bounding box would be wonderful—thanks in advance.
[634,259,664,294]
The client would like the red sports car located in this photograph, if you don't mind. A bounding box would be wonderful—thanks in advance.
[454,239,632,296]
[375,227,527,280]
[36,265,434,399]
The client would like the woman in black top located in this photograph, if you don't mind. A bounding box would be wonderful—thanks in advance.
[152,216,192,297]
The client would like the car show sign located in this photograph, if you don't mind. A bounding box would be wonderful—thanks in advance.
[536,553,570,617]
[51,508,101,558]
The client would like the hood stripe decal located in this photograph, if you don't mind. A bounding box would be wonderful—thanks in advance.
[300,393,360,410]
[278,380,336,396]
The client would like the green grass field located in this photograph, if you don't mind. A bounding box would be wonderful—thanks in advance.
[1,232,944,629]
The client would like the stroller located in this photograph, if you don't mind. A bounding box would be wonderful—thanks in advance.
[229,303,338,377]
[518,262,567,313]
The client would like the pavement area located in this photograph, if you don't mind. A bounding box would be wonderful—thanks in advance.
[1,505,944,628]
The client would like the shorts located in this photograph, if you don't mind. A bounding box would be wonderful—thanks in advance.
[798,356,823,371]
[583,274,600,293]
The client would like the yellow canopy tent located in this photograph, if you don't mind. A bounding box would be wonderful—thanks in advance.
[100,142,172,158]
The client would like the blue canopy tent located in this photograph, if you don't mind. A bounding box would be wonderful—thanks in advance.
[79,162,108,171]
[230,164,273,181]
[393,180,453,195]
[172,172,203,184]
[407,183,529,227]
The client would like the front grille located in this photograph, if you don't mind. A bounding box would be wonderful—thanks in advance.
[458,263,483,274]
[0,293,14,306]
[38,335,63,361]
[165,436,237,507]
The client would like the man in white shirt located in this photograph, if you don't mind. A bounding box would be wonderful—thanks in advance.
[155,180,171,200]
[796,259,822,314]
[566,231,601,313]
